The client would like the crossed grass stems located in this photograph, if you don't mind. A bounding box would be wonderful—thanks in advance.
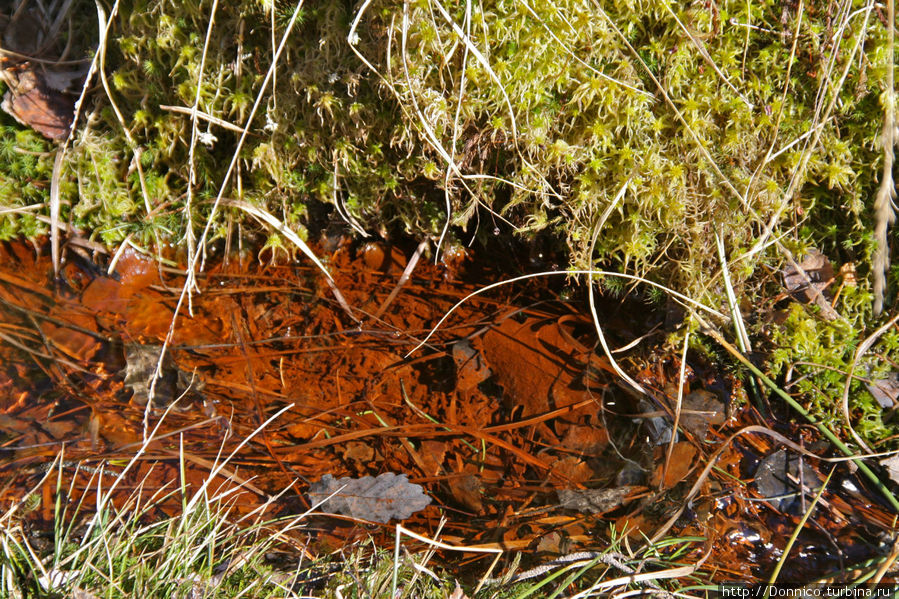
[0,367,896,596]
[1,0,898,594]
[0,401,710,598]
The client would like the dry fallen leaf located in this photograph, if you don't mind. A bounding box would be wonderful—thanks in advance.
[781,248,840,319]
[557,486,634,514]
[0,65,79,140]
[447,581,470,599]
[308,473,431,523]
[866,371,899,409]
[782,248,834,301]
[880,454,899,485]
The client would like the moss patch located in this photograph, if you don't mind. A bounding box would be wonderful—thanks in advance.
[1,1,897,445]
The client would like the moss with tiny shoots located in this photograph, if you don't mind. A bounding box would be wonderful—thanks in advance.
[0,1,898,453]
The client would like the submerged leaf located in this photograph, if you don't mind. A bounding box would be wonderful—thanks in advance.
[753,450,822,514]
[557,486,633,514]
[308,473,431,523]
[122,344,204,407]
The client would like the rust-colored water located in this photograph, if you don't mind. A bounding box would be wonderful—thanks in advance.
[0,239,892,583]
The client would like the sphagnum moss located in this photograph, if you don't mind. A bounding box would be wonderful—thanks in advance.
[0,0,897,447]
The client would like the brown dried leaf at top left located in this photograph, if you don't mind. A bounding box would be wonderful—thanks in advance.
[0,3,87,140]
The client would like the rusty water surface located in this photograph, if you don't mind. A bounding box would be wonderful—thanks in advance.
[0,239,893,583]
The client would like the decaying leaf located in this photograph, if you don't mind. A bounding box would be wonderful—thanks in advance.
[866,371,899,409]
[879,454,899,485]
[643,389,725,445]
[557,486,634,514]
[308,473,431,523]
[1,65,78,140]
[0,413,28,436]
[449,472,483,513]
[781,248,839,319]
[652,442,697,488]
[679,389,726,440]
[480,317,599,440]
[782,249,834,301]
[0,3,86,141]
[753,450,823,514]
[447,581,470,599]
[452,339,491,392]
[122,344,204,407]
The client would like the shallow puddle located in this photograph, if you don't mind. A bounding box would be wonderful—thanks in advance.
[0,239,893,583]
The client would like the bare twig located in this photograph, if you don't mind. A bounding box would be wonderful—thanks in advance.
[48,0,116,275]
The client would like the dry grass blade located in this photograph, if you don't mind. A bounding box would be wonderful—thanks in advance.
[764,467,834,595]
[662,1,753,109]
[372,239,428,320]
[49,149,63,275]
[522,1,652,98]
[749,1,874,260]
[183,0,221,310]
[220,199,332,281]
[408,269,724,357]
[840,312,899,453]
[586,180,648,395]
[568,565,695,598]
[648,423,832,543]
[874,0,896,315]
[661,330,690,492]
[0,203,42,215]
[393,525,502,598]
[147,0,309,422]
[47,0,117,276]
[158,104,247,134]
[697,321,899,512]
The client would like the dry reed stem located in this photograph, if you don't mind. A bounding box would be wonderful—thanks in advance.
[874,0,896,315]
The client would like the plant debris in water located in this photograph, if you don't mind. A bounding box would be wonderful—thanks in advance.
[0,241,895,586]
[1,0,899,591]
[308,473,432,523]
[122,343,205,408]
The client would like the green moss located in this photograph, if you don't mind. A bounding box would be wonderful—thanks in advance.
[768,283,899,447]
[0,126,54,241]
[0,0,896,445]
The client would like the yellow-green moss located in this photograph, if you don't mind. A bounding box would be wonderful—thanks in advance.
[1,0,897,445]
